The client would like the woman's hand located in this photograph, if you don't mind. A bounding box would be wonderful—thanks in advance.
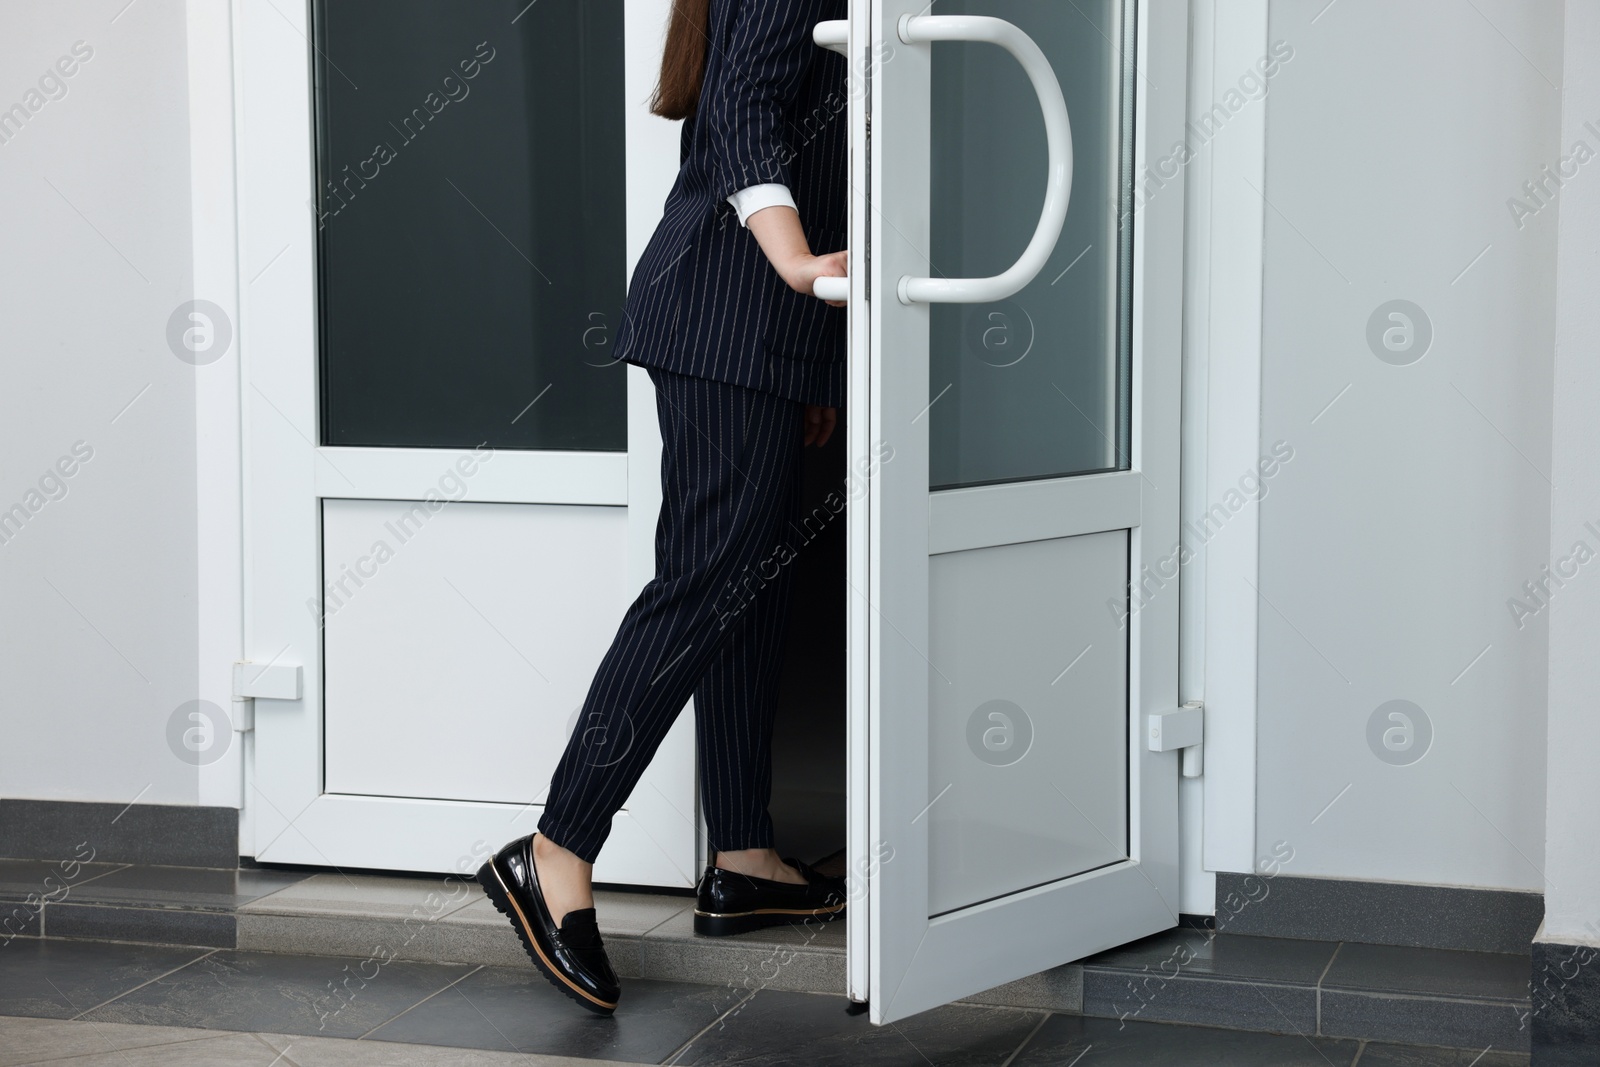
[803,404,837,447]
[746,207,848,307]
[780,250,848,308]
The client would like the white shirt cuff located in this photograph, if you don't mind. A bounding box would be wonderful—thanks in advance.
[727,183,797,227]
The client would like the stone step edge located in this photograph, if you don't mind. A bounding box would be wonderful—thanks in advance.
[233,908,1530,1009]
[235,911,1529,1053]
[26,903,1531,1051]
[234,906,849,997]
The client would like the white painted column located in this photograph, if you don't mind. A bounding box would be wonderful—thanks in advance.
[1543,0,1600,951]
[187,0,246,820]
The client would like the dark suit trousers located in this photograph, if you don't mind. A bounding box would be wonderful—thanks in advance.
[537,364,805,864]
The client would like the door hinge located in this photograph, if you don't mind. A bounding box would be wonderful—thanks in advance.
[1147,701,1203,778]
[231,662,303,733]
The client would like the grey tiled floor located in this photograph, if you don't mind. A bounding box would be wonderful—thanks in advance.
[0,1016,635,1066]
[0,940,1532,1066]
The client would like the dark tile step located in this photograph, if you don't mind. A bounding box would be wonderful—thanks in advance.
[1322,988,1529,1052]
[236,872,848,996]
[1320,942,1532,1052]
[15,865,1537,1054]
[0,858,130,902]
[1325,942,1530,1003]
[46,902,237,949]
[5,859,320,951]
[1078,929,1532,1052]
[1081,929,1332,1034]
[41,863,309,912]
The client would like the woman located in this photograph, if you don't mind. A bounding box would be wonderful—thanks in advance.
[477,0,849,1017]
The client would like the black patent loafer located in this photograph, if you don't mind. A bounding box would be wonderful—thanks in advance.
[477,834,619,1015]
[693,856,847,936]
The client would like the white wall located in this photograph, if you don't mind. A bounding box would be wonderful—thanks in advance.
[0,1,204,807]
[1544,0,1600,947]
[1253,0,1562,889]
[0,0,1586,904]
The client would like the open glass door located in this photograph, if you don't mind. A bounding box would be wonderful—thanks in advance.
[837,0,1188,1023]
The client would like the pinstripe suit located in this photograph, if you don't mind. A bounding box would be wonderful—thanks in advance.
[538,1,847,864]
[616,0,848,409]
[538,366,804,862]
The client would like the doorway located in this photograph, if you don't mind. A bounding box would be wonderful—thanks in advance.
[235,0,1188,1025]
[769,429,850,870]
[241,0,855,887]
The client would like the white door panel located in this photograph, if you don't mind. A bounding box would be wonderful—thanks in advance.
[927,531,1129,915]
[321,498,628,804]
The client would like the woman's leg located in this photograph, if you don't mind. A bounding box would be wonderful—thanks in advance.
[535,366,805,908]
[691,442,802,867]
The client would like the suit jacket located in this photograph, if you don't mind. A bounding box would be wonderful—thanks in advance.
[616,0,849,408]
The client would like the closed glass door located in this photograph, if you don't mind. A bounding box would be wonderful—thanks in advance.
[241,0,695,884]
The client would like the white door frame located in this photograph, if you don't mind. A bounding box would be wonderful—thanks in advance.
[846,0,1190,1022]
[234,0,696,884]
[1179,0,1272,883]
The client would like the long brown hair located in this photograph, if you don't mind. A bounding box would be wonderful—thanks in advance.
[650,0,711,120]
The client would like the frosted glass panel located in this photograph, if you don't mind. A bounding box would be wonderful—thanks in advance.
[313,0,627,452]
[927,532,1129,916]
[928,0,1131,489]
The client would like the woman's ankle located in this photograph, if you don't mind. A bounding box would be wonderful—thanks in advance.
[531,837,595,929]
[534,832,586,866]
[532,835,595,893]
[712,848,803,883]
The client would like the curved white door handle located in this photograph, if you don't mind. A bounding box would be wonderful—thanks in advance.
[897,15,1073,305]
